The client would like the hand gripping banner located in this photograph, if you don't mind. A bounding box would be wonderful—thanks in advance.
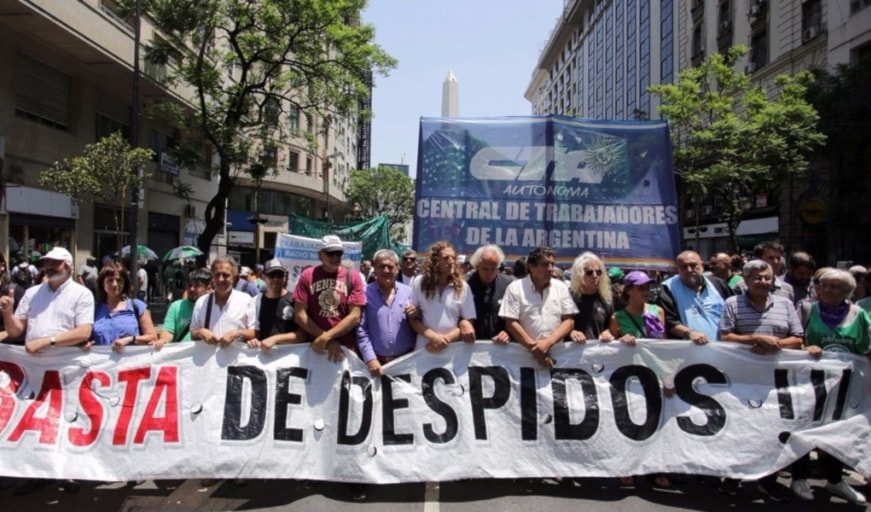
[0,341,868,482]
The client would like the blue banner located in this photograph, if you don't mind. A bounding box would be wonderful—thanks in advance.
[414,116,680,270]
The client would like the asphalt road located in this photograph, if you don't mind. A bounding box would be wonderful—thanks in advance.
[1,473,869,511]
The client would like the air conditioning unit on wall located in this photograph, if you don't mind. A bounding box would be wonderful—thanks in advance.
[803,26,819,42]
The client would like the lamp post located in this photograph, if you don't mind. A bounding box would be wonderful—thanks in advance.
[322,151,343,221]
[247,163,268,263]
[127,0,142,280]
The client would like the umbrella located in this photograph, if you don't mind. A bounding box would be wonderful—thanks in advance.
[163,245,204,262]
[118,245,159,261]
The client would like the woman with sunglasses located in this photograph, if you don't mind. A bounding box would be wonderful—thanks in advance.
[568,252,614,342]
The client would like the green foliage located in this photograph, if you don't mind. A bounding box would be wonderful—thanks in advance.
[135,0,396,253]
[650,46,825,251]
[39,131,152,247]
[346,166,414,242]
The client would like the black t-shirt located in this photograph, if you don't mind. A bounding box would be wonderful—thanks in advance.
[572,293,613,339]
[258,292,298,337]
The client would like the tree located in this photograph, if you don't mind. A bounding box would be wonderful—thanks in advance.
[137,0,396,253]
[649,46,825,252]
[40,131,152,251]
[346,166,414,242]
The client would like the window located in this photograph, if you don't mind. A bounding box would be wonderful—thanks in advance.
[263,97,280,127]
[15,54,71,131]
[749,30,769,70]
[801,0,823,43]
[288,151,299,173]
[850,0,871,15]
[305,113,313,134]
[305,156,313,175]
[95,113,130,142]
[289,106,300,134]
[100,0,133,27]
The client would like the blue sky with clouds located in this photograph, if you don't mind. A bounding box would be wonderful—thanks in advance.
[362,0,564,178]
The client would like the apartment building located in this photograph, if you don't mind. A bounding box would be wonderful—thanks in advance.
[0,0,360,268]
[527,0,871,260]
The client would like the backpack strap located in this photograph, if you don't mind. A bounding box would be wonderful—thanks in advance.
[204,293,214,330]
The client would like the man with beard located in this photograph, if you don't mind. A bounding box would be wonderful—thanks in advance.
[397,249,418,285]
[1,248,94,353]
[784,251,815,305]
[249,259,306,350]
[465,244,513,343]
[156,269,212,346]
[408,241,476,352]
[658,250,733,344]
[293,235,366,361]
[0,247,94,494]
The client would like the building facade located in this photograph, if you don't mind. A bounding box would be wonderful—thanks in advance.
[527,0,871,262]
[0,0,360,270]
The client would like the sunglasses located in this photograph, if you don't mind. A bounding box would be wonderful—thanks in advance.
[403,257,416,262]
[266,272,286,279]
[324,250,343,258]
[585,269,603,276]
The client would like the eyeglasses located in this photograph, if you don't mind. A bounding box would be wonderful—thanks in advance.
[585,269,603,276]
[324,251,343,258]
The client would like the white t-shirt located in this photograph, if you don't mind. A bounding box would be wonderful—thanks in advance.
[498,276,578,341]
[14,277,95,341]
[410,276,476,350]
[137,267,148,294]
[190,290,256,337]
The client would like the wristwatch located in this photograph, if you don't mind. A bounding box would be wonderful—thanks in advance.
[682,330,692,340]
[50,335,57,347]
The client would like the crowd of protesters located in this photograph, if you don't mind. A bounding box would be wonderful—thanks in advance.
[1,238,869,503]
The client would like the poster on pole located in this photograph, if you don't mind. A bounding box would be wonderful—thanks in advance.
[274,233,362,290]
[414,116,680,270]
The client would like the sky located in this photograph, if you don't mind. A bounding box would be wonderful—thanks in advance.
[361,0,565,178]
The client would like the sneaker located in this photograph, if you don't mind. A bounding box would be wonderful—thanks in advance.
[826,480,867,504]
[718,478,740,495]
[791,479,814,501]
[757,481,790,503]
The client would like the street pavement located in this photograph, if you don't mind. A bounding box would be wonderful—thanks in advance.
[1,473,869,511]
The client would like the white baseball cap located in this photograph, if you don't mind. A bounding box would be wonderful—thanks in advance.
[40,247,73,266]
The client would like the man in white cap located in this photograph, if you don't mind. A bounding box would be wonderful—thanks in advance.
[0,247,93,494]
[0,247,94,355]
[249,259,307,350]
[235,265,260,297]
[293,235,366,361]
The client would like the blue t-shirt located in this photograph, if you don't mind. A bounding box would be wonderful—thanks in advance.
[92,298,146,346]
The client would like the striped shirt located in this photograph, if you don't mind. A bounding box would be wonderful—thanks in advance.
[719,294,804,338]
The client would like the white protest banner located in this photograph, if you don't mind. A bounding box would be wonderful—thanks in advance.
[0,341,868,482]
[274,233,362,290]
